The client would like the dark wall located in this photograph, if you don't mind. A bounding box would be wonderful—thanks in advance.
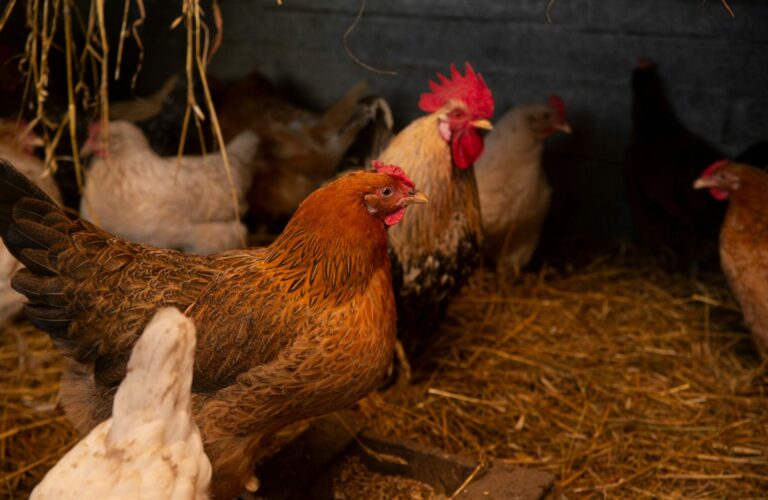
[141,0,768,245]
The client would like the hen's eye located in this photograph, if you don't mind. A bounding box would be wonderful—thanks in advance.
[382,187,393,197]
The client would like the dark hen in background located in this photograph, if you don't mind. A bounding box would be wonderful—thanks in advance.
[625,58,726,268]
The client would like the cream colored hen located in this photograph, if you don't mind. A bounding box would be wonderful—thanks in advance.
[475,95,571,274]
[0,119,61,325]
[31,307,212,500]
[80,120,259,254]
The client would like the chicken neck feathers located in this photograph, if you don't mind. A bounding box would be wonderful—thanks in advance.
[719,166,768,357]
[0,159,398,497]
[380,114,482,351]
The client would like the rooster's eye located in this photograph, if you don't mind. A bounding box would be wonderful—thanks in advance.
[451,109,465,119]
[382,187,393,197]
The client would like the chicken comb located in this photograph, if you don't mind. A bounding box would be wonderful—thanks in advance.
[88,120,101,137]
[548,95,566,122]
[418,62,494,119]
[701,159,731,177]
[372,160,415,188]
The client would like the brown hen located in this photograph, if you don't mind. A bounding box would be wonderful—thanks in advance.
[694,161,768,358]
[217,71,393,231]
[0,159,426,499]
[626,58,725,267]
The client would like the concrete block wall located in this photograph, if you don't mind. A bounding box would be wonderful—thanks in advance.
[135,0,768,246]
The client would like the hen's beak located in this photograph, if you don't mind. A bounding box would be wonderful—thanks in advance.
[26,134,45,148]
[401,190,429,206]
[81,136,98,157]
[470,119,493,131]
[556,122,573,134]
[693,177,714,190]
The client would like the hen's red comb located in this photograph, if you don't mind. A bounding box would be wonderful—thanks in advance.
[418,62,494,119]
[701,159,730,177]
[548,95,566,122]
[88,120,101,136]
[372,160,415,188]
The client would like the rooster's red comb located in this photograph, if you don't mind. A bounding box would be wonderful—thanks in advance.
[372,160,415,188]
[418,62,494,119]
[548,95,566,122]
[702,159,731,177]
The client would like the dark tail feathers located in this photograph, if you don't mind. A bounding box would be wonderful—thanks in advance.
[0,158,72,337]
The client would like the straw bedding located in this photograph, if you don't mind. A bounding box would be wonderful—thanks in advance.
[355,252,768,498]
[1,251,766,498]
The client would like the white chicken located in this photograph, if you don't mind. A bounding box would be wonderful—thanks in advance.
[475,95,571,274]
[80,120,259,254]
[31,307,212,500]
[0,119,61,325]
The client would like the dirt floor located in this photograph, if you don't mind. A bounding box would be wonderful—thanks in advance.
[332,455,437,499]
[1,250,767,498]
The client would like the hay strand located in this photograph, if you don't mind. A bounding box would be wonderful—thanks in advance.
[343,0,397,76]
[354,252,768,498]
[63,0,83,189]
[2,253,767,496]
[720,0,735,18]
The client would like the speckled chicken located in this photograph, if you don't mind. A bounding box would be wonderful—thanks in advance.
[694,161,768,358]
[0,158,426,499]
[31,307,212,500]
[475,95,571,274]
[80,120,259,254]
[217,71,393,230]
[378,63,494,355]
[0,119,61,325]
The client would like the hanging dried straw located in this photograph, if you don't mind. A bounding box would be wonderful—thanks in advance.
[2,0,241,238]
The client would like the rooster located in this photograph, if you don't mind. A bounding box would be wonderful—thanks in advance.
[626,57,726,268]
[378,62,493,357]
[694,160,768,358]
[0,158,426,498]
[80,120,259,255]
[0,119,61,325]
[217,70,393,231]
[32,307,212,500]
[475,95,571,275]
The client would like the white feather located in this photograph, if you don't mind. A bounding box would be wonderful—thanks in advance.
[31,308,212,500]
[475,103,556,273]
[80,121,259,255]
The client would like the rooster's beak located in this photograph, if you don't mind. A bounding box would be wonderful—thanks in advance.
[556,122,573,134]
[470,119,493,131]
[402,190,429,206]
